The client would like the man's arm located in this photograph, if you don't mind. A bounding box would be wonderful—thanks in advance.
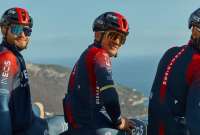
[94,52,134,133]
[0,91,12,135]
[94,52,121,125]
[100,87,121,125]
[0,53,17,135]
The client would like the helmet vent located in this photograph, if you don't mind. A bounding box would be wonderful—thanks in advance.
[122,18,127,29]
[110,22,119,28]
[21,11,26,21]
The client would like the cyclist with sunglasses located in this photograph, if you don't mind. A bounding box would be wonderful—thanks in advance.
[148,8,200,135]
[62,12,134,135]
[0,7,48,135]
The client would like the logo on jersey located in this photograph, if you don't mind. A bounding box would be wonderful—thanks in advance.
[23,70,29,79]
[96,86,100,105]
[1,60,11,85]
[102,53,111,67]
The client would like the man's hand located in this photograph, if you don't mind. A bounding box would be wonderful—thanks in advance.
[117,116,134,135]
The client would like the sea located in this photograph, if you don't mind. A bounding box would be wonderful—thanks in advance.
[30,55,161,98]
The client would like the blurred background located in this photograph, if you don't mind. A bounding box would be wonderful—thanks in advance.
[0,0,199,97]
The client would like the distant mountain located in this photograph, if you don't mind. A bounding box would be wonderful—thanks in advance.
[27,63,147,118]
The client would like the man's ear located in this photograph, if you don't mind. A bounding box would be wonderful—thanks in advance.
[95,32,102,42]
[1,26,7,36]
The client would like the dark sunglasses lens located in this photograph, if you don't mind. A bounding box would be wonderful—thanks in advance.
[11,25,32,36]
[121,36,126,44]
[23,27,32,36]
[108,32,126,44]
[11,25,23,36]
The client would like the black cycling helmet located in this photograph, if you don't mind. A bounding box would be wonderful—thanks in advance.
[188,8,200,29]
[0,7,33,28]
[93,12,129,35]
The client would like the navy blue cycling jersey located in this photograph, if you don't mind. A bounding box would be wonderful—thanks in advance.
[63,43,121,130]
[148,41,200,135]
[0,40,33,135]
[0,40,48,135]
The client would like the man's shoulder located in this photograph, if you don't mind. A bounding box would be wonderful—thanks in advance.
[161,45,187,60]
[165,45,182,54]
[166,43,191,53]
[0,49,17,62]
[0,49,18,69]
[95,49,109,58]
[86,45,109,59]
[94,49,111,68]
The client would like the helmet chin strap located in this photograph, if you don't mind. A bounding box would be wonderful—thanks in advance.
[15,45,25,51]
[114,53,118,58]
[3,26,9,42]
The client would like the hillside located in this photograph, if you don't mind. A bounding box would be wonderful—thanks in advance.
[27,63,147,117]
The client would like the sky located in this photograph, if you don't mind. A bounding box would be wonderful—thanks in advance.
[0,0,199,61]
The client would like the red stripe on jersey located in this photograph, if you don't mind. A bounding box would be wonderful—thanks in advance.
[159,122,165,135]
[186,54,200,85]
[160,47,187,103]
[85,47,99,96]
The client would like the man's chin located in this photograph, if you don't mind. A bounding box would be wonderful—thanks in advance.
[15,42,28,50]
[108,51,117,57]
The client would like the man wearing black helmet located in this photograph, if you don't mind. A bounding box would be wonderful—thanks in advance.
[148,8,200,135]
[0,7,48,135]
[62,12,134,135]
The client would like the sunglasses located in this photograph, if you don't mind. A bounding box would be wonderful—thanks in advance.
[105,31,127,45]
[10,24,32,37]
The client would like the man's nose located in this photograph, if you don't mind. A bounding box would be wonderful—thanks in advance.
[18,31,26,37]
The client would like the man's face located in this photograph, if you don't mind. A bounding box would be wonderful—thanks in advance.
[4,24,31,50]
[101,31,126,57]
[192,26,200,39]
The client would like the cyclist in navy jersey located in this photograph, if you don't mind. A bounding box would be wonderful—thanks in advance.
[0,7,48,135]
[148,8,200,135]
[63,12,134,135]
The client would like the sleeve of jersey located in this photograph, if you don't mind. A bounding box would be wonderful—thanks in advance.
[0,52,18,135]
[94,52,121,125]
